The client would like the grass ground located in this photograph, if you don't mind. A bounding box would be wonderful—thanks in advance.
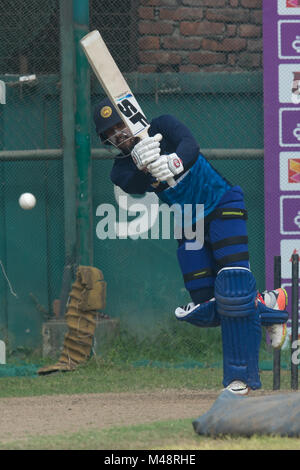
[0,357,293,398]
[0,358,298,450]
[0,322,297,451]
[1,419,300,450]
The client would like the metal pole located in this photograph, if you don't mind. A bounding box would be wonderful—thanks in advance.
[0,147,264,161]
[273,255,281,390]
[59,0,78,316]
[0,181,8,336]
[291,253,299,390]
[73,0,93,266]
[0,104,8,339]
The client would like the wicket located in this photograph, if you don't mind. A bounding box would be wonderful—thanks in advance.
[272,254,299,391]
[291,253,299,390]
[273,255,281,390]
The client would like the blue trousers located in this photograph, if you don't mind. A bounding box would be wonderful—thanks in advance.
[177,186,249,304]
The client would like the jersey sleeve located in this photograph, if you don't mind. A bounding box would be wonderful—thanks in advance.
[110,157,155,194]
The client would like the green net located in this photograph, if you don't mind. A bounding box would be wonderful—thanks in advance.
[0,1,279,387]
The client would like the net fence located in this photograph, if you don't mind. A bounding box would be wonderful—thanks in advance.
[0,0,280,386]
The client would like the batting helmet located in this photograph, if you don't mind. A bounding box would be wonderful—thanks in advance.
[93,98,123,142]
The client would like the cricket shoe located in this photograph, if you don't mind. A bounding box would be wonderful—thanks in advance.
[175,298,216,318]
[257,288,288,349]
[175,302,198,318]
[174,298,219,328]
[224,380,249,396]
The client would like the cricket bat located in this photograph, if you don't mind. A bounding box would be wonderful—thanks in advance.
[80,30,175,187]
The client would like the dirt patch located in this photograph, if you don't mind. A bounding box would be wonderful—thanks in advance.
[0,388,288,443]
[0,389,217,442]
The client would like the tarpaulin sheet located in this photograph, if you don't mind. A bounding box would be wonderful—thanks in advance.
[193,390,300,437]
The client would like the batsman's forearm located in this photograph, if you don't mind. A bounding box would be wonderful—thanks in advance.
[110,168,151,194]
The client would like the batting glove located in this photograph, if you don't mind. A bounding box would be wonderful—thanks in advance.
[131,134,162,170]
[147,153,184,182]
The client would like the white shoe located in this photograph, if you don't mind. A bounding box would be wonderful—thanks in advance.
[224,380,249,395]
[260,288,287,311]
[175,298,215,319]
[175,302,199,318]
[257,288,288,349]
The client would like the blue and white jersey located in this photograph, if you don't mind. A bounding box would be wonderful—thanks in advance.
[110,114,232,221]
[158,153,231,222]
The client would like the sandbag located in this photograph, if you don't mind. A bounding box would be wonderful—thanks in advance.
[193,390,300,437]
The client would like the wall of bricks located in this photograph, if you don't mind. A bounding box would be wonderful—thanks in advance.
[137,0,262,72]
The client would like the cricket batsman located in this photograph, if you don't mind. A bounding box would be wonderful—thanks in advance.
[94,97,289,395]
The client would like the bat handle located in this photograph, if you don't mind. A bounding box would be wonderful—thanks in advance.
[167,177,176,187]
[138,132,176,188]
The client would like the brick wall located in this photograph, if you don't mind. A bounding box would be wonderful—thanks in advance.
[137,0,262,72]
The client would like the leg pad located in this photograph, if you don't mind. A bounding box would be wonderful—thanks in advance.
[215,267,261,389]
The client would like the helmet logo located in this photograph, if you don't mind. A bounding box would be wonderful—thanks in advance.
[100,106,113,118]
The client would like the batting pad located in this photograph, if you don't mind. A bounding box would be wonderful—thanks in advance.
[193,390,300,437]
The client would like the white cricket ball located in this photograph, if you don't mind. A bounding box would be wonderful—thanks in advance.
[19,193,36,210]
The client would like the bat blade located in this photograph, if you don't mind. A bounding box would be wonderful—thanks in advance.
[80,30,175,187]
[80,30,149,139]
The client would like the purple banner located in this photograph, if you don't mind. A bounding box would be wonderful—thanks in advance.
[263,0,300,343]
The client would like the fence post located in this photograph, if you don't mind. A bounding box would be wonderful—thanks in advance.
[73,0,93,266]
[0,340,6,364]
[0,81,5,104]
[59,0,77,316]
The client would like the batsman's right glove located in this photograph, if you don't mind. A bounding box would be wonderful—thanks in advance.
[147,153,184,182]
